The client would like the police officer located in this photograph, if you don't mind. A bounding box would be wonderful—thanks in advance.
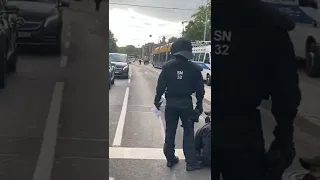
[154,38,204,171]
[212,1,301,179]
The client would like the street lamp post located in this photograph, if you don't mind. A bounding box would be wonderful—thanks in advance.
[203,0,209,41]
[181,21,188,38]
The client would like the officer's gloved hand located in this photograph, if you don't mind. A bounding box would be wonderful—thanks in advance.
[195,103,203,114]
[266,138,295,180]
[154,101,162,110]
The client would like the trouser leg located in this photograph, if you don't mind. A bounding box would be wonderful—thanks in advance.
[163,106,179,161]
[221,147,267,180]
[180,108,197,164]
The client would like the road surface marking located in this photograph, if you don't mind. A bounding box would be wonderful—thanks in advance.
[109,147,185,160]
[112,87,130,146]
[128,79,131,83]
[60,56,68,67]
[145,71,148,74]
[33,82,64,180]
[64,42,70,49]
[109,178,115,180]
[159,117,165,140]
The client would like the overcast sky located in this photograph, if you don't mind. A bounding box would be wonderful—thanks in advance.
[109,0,206,47]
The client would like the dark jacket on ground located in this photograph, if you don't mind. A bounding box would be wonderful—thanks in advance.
[211,1,301,148]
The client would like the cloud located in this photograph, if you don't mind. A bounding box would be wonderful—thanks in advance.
[109,8,183,47]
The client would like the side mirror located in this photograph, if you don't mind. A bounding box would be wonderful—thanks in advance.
[59,0,70,7]
[5,5,19,13]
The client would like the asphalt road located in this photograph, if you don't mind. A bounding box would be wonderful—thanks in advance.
[0,1,320,180]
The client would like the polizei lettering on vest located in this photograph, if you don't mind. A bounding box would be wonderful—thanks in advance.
[213,30,232,56]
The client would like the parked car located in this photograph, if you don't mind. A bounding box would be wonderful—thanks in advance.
[7,0,70,54]
[0,3,19,89]
[109,60,114,89]
[109,53,129,79]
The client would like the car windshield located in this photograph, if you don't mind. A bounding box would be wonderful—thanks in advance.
[109,53,127,62]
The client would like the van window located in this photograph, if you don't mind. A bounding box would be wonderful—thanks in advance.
[204,53,210,64]
[194,53,200,61]
[199,53,205,62]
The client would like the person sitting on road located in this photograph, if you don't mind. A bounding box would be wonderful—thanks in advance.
[195,111,211,167]
[299,156,320,180]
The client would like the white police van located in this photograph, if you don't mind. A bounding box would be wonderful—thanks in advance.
[262,0,320,77]
[191,41,211,86]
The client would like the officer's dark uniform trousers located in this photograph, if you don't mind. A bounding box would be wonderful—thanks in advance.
[211,109,267,180]
[163,97,197,164]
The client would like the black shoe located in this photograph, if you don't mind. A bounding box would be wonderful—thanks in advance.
[167,156,179,167]
[186,161,203,171]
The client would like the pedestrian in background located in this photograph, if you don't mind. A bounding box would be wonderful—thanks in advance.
[94,0,101,11]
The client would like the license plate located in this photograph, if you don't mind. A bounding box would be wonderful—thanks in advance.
[18,32,31,38]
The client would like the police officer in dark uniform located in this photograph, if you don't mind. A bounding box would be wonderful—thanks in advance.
[154,38,204,171]
[212,0,301,179]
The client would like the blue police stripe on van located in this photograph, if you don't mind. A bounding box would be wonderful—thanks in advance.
[192,61,210,70]
[264,2,317,25]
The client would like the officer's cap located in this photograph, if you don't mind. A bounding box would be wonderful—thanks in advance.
[170,38,193,60]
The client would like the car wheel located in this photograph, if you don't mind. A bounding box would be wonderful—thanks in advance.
[52,32,62,55]
[7,51,18,73]
[0,52,6,89]
[306,42,320,77]
[206,74,211,86]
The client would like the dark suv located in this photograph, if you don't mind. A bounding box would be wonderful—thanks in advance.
[7,0,69,54]
[109,53,129,79]
[0,2,19,89]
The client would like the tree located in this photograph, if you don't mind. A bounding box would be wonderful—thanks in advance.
[184,2,211,41]
[118,45,141,56]
[168,37,178,43]
[109,30,118,53]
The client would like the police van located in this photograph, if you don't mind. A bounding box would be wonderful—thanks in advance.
[191,41,211,86]
[262,0,320,77]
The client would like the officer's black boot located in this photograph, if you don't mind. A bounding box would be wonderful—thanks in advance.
[167,156,179,167]
[186,161,203,171]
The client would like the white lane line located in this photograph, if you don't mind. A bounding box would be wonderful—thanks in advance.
[128,79,131,83]
[64,42,70,49]
[109,178,115,180]
[109,147,185,160]
[112,87,130,146]
[60,56,68,67]
[159,116,165,140]
[32,82,65,180]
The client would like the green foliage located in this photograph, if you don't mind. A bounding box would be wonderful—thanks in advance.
[184,2,211,41]
[118,45,141,56]
[109,30,118,53]
[168,37,178,43]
